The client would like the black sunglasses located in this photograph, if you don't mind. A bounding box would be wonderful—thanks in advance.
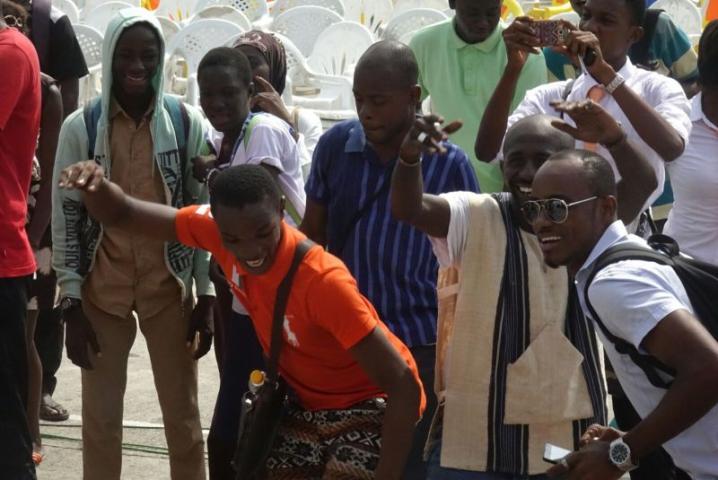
[521,196,598,224]
[4,15,24,29]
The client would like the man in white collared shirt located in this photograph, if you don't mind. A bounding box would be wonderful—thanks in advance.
[527,150,718,480]
[475,0,691,216]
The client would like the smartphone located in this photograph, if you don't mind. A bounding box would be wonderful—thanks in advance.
[532,20,569,46]
[543,443,572,464]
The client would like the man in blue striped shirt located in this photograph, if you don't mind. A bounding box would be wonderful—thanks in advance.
[301,41,479,478]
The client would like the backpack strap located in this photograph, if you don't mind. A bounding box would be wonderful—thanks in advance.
[584,243,677,389]
[630,9,662,68]
[163,95,189,165]
[30,0,52,71]
[83,97,103,160]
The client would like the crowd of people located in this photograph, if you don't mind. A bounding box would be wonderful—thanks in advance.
[1,0,718,478]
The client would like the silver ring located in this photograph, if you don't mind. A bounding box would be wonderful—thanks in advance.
[560,457,570,470]
[417,132,428,143]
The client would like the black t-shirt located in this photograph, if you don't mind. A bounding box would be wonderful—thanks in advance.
[39,7,88,82]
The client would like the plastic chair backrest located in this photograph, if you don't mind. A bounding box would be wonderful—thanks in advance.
[307,21,373,76]
[271,5,343,56]
[382,7,447,44]
[71,23,104,68]
[153,0,194,21]
[271,0,345,17]
[166,18,243,72]
[155,15,180,44]
[649,0,703,36]
[391,0,447,18]
[343,0,393,35]
[192,5,252,29]
[54,0,80,23]
[194,0,269,20]
[83,1,135,34]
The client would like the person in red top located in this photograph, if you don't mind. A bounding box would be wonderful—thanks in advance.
[58,161,426,479]
[0,4,41,479]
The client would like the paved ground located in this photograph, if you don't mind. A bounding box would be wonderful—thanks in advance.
[37,333,220,479]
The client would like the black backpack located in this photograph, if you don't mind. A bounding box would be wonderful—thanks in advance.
[584,234,718,390]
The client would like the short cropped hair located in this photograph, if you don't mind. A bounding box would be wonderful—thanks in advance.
[355,40,419,88]
[549,149,617,197]
[198,47,252,88]
[209,165,282,211]
[699,20,718,88]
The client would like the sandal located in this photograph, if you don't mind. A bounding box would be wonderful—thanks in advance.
[40,394,69,422]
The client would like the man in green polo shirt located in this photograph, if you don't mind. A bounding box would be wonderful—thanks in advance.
[410,0,547,193]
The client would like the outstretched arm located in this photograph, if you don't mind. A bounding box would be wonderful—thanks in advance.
[59,161,178,242]
[550,99,657,225]
[475,17,542,162]
[391,114,458,238]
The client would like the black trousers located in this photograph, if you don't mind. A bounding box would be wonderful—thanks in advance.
[34,306,63,395]
[404,344,437,479]
[0,276,36,479]
[612,393,691,480]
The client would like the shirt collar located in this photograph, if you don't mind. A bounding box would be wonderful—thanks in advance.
[576,220,628,278]
[690,92,718,132]
[449,19,503,52]
[345,123,367,153]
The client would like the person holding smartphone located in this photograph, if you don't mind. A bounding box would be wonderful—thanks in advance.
[475,0,691,230]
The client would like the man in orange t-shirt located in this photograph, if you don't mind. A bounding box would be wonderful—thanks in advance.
[58,161,425,479]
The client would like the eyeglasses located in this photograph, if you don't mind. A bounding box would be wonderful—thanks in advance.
[521,196,598,224]
[3,15,24,29]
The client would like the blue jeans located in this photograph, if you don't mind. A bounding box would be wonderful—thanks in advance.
[427,440,549,480]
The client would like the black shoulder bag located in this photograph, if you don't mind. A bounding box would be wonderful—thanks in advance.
[232,239,313,479]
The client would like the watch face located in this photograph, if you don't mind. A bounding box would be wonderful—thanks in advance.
[610,442,630,465]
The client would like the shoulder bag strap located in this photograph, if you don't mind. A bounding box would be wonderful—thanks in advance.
[266,239,313,382]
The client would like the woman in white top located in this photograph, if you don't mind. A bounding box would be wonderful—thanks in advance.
[233,30,323,180]
[664,21,718,266]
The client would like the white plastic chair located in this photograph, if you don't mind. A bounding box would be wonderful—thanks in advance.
[549,9,580,26]
[82,1,134,34]
[343,0,393,35]
[274,33,356,120]
[391,0,447,18]
[381,7,447,44]
[165,18,244,104]
[192,5,253,29]
[307,21,373,77]
[153,0,195,22]
[156,15,181,44]
[271,0,345,17]
[53,0,80,24]
[271,5,342,56]
[72,23,104,104]
[194,0,270,21]
[649,0,703,37]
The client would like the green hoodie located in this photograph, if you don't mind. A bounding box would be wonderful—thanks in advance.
[51,7,213,301]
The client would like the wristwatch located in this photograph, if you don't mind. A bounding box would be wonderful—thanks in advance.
[609,438,638,472]
[59,297,82,314]
[604,73,626,94]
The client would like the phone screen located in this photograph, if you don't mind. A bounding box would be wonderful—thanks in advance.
[543,443,572,464]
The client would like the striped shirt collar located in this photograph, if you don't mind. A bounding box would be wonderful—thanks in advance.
[344,123,368,153]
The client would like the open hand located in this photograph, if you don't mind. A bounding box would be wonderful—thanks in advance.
[550,99,625,146]
[186,295,215,360]
[503,17,542,71]
[58,161,105,192]
[399,114,462,164]
[546,440,623,480]
[64,304,101,370]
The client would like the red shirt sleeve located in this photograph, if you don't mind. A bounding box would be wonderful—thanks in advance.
[0,44,29,129]
[308,265,380,350]
[175,204,224,255]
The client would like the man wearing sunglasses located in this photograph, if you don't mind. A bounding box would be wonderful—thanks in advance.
[390,108,654,478]
[0,3,41,478]
[529,150,718,480]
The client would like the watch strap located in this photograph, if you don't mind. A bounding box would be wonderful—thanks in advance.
[605,73,626,94]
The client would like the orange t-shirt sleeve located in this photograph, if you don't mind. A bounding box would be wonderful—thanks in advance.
[309,267,380,350]
[175,205,223,255]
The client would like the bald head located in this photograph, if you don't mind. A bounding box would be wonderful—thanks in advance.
[504,115,574,156]
[354,40,419,88]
